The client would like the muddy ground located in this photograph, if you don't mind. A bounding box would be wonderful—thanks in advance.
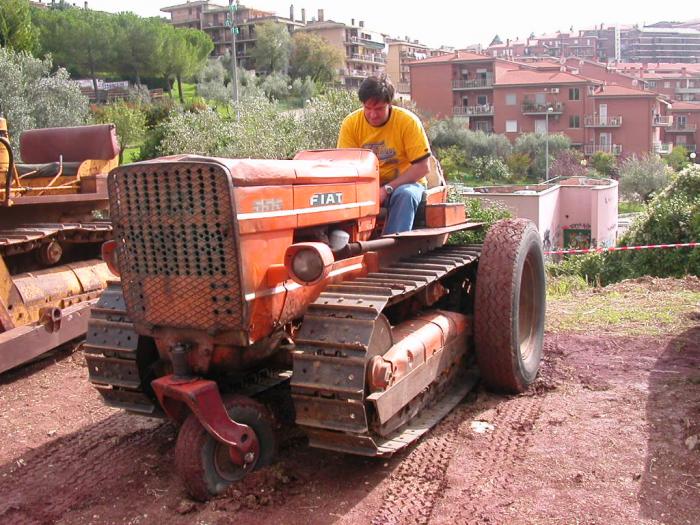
[0,278,698,525]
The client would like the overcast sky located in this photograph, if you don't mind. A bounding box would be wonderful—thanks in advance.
[78,1,698,48]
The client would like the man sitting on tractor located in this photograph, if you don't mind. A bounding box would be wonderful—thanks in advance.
[337,75,431,234]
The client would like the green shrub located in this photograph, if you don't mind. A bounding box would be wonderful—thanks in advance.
[92,101,146,162]
[590,151,616,177]
[665,145,690,172]
[618,153,670,202]
[550,164,700,285]
[506,152,531,180]
[447,193,512,245]
[514,132,570,180]
[0,48,89,154]
[435,145,468,181]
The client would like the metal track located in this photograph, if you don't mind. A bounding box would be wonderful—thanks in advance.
[0,222,112,258]
[83,282,160,415]
[85,284,292,416]
[291,244,482,457]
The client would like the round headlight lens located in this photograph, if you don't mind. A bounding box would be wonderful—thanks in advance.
[291,248,324,283]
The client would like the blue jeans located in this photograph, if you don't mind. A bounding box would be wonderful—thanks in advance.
[383,183,425,235]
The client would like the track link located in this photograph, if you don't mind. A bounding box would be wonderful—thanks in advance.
[291,244,482,456]
[0,222,112,258]
[83,282,160,415]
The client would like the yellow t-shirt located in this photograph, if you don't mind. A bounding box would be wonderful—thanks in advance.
[337,106,431,185]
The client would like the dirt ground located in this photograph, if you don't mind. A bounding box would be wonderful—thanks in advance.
[0,278,698,525]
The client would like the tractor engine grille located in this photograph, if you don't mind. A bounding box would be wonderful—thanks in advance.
[109,161,245,333]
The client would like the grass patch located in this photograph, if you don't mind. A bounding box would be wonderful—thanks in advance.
[546,281,700,336]
[618,200,644,214]
[169,81,197,104]
[122,146,141,164]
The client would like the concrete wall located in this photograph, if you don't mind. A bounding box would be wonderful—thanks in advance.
[461,177,618,250]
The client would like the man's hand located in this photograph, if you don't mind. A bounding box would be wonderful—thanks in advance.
[379,185,389,205]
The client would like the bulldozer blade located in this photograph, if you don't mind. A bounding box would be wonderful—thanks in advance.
[0,300,96,374]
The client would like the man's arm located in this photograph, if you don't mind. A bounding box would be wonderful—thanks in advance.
[379,157,430,204]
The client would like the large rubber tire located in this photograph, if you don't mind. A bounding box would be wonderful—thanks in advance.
[474,218,546,394]
[175,395,276,501]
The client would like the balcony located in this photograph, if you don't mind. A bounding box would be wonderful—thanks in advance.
[675,86,700,94]
[652,116,673,127]
[452,78,493,90]
[665,123,697,133]
[653,142,673,155]
[584,115,623,127]
[348,53,386,64]
[453,105,495,117]
[521,101,564,115]
[342,69,371,79]
[584,144,623,156]
[396,82,410,93]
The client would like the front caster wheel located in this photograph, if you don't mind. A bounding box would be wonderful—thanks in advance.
[175,395,277,501]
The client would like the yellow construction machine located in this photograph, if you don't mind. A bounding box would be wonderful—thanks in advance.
[0,118,117,373]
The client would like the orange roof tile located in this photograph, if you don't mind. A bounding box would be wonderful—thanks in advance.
[494,69,589,86]
[409,51,493,65]
[591,84,658,97]
[670,101,700,111]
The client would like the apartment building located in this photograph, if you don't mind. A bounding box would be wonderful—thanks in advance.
[623,27,700,63]
[666,102,700,154]
[487,21,700,64]
[297,12,386,89]
[161,1,303,67]
[385,37,432,97]
[610,63,700,102]
[410,52,670,159]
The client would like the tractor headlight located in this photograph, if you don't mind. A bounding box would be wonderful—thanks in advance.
[284,242,334,286]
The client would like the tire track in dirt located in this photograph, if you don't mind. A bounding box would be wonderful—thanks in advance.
[370,407,465,525]
[449,394,544,525]
[0,413,173,525]
[370,341,553,525]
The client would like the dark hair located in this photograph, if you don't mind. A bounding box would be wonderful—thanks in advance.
[358,75,395,104]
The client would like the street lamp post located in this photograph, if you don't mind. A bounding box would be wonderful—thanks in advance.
[226,1,240,117]
[545,106,553,181]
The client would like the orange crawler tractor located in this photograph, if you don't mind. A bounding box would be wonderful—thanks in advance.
[86,149,545,500]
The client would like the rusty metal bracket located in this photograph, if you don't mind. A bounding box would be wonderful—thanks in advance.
[40,307,62,333]
[151,375,260,466]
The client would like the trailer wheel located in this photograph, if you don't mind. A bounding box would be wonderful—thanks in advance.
[175,395,276,501]
[474,219,545,393]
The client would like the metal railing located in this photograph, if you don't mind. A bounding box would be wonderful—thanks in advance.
[453,105,495,116]
[521,101,564,114]
[666,123,697,133]
[583,144,623,155]
[652,116,673,126]
[584,115,623,127]
[653,142,673,154]
[451,78,493,89]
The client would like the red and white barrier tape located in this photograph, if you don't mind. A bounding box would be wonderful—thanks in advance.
[545,242,699,256]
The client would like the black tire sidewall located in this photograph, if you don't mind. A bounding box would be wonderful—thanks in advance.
[510,225,546,385]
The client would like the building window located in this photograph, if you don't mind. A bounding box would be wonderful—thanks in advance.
[647,81,656,88]
[506,120,518,133]
[569,87,580,100]
[506,94,517,105]
[569,115,580,128]
[477,95,488,105]
[664,81,671,88]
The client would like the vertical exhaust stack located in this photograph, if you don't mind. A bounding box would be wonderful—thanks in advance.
[318,9,324,22]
